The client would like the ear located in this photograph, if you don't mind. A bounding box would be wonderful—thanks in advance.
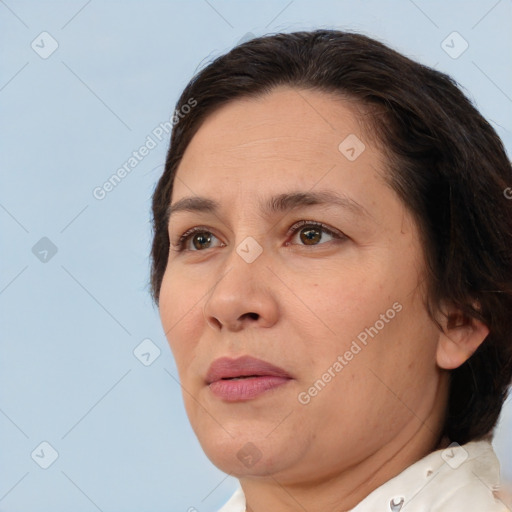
[436,301,490,370]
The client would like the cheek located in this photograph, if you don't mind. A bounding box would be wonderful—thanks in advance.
[300,249,432,377]
[159,269,204,371]
[297,261,391,341]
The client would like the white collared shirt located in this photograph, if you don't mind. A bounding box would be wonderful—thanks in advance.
[218,440,510,511]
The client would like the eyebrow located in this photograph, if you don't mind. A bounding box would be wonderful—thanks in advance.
[166,190,371,222]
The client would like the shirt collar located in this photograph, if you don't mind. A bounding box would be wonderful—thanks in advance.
[350,439,507,511]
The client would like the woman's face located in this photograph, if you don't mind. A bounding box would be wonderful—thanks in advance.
[159,87,447,483]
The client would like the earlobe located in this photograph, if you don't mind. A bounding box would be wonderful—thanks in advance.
[435,304,490,370]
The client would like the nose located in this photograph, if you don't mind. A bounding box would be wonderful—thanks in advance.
[202,246,279,332]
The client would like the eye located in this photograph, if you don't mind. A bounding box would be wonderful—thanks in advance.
[287,221,345,246]
[172,221,346,253]
[172,227,224,252]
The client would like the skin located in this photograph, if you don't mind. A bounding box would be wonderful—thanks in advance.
[158,86,489,512]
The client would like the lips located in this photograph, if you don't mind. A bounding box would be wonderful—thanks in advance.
[205,355,291,384]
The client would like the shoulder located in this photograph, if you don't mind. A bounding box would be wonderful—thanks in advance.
[430,439,510,511]
[351,439,509,511]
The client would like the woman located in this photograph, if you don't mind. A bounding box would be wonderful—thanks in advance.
[150,30,512,511]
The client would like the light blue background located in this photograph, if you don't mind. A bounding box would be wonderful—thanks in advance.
[1,1,511,511]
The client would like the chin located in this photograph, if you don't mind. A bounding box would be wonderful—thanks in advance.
[195,428,292,476]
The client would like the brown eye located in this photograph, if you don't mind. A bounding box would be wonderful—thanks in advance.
[288,221,344,247]
[299,227,322,245]
[174,228,222,252]
[192,232,212,250]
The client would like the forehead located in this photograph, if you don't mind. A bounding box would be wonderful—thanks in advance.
[172,86,386,204]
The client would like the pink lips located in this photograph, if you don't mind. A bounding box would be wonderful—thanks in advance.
[206,355,292,401]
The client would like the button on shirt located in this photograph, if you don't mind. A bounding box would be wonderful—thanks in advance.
[217,440,510,511]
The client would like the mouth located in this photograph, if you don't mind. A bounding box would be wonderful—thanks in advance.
[205,356,292,401]
[206,355,292,384]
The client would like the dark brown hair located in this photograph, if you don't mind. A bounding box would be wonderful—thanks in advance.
[150,30,512,444]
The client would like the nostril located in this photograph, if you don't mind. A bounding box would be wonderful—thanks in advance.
[244,312,259,321]
[208,317,222,330]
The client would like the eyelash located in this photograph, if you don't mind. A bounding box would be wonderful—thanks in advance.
[171,220,346,252]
